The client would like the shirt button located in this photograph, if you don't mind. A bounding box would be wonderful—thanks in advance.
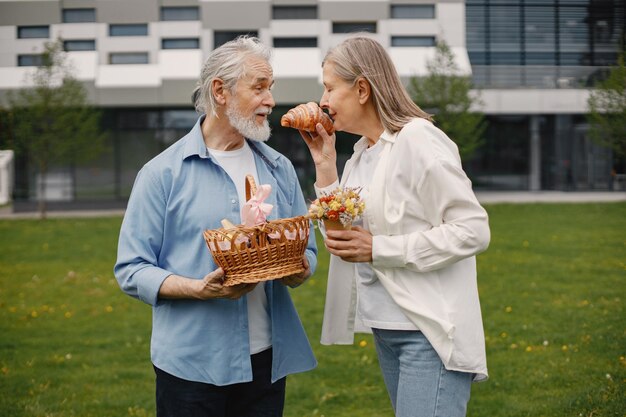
[231,199,237,204]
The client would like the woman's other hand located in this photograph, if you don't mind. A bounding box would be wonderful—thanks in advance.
[324,226,373,263]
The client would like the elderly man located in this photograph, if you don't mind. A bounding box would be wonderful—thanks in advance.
[114,36,317,417]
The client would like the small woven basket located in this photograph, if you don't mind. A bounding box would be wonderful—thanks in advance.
[203,175,310,286]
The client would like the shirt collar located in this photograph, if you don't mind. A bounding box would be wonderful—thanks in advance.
[353,129,397,153]
[182,115,209,159]
[182,114,279,170]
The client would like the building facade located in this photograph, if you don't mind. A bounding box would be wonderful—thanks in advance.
[0,0,623,208]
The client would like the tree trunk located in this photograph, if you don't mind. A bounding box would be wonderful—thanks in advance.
[38,165,47,220]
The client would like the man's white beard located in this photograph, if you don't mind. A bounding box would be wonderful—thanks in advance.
[225,100,272,142]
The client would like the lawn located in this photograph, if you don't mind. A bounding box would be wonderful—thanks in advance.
[0,202,624,416]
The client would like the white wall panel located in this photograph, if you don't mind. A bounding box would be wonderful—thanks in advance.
[96,64,160,87]
[272,48,322,78]
[479,89,590,114]
[158,50,202,79]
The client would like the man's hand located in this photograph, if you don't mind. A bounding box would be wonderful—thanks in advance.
[280,256,311,287]
[159,268,257,300]
[324,226,373,263]
[197,268,258,300]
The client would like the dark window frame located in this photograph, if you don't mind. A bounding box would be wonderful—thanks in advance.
[17,54,44,66]
[62,8,96,23]
[63,39,96,51]
[390,4,436,19]
[391,36,436,47]
[161,38,200,49]
[17,26,50,39]
[213,31,259,49]
[109,52,150,65]
[273,37,318,48]
[272,5,318,19]
[109,24,149,37]
[332,22,377,34]
[160,6,200,21]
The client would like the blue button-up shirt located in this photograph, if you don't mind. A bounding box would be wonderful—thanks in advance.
[114,116,318,385]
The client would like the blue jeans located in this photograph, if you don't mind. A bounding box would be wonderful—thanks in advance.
[154,349,286,417]
[372,329,473,417]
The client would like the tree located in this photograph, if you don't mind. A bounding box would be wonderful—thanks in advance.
[408,41,486,160]
[587,54,626,160]
[8,39,106,218]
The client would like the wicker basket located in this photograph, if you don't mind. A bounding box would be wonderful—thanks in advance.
[203,175,310,286]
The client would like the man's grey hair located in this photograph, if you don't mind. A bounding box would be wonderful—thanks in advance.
[193,36,272,116]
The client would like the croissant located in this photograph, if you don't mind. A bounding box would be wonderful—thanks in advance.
[280,102,335,134]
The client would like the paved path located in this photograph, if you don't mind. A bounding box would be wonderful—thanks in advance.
[0,191,624,219]
[475,191,626,204]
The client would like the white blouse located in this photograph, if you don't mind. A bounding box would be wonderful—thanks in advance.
[319,139,418,331]
[317,118,491,381]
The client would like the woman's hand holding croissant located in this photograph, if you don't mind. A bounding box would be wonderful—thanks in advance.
[299,124,338,188]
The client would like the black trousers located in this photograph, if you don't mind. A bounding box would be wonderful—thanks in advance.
[154,349,286,417]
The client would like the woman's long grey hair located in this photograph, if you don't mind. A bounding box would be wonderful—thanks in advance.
[323,36,431,133]
[193,36,272,116]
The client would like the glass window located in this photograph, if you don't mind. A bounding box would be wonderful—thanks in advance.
[468,52,487,65]
[332,22,377,34]
[213,31,258,49]
[522,4,557,65]
[488,5,521,63]
[391,36,435,47]
[163,110,198,129]
[62,8,96,23]
[160,6,199,21]
[162,38,200,49]
[17,26,49,39]
[109,24,148,37]
[466,4,487,64]
[17,54,44,66]
[525,52,556,65]
[272,5,317,19]
[390,5,435,19]
[273,37,317,48]
[64,40,96,51]
[110,52,149,65]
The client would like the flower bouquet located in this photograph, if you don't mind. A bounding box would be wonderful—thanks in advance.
[308,186,365,230]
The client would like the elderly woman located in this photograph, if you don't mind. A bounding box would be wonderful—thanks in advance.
[299,36,490,417]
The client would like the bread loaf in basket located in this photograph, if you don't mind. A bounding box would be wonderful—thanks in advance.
[203,175,310,286]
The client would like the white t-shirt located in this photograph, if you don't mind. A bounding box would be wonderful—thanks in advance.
[344,139,418,331]
[208,141,272,354]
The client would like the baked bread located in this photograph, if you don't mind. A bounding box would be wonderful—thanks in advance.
[280,102,335,134]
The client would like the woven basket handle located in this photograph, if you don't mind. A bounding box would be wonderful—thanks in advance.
[245,174,257,201]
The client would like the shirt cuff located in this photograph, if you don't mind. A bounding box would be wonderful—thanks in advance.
[314,180,340,198]
[136,267,173,306]
[372,234,406,268]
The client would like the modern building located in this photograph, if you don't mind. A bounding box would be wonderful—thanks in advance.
[0,0,623,209]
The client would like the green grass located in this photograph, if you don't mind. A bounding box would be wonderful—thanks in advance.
[0,203,624,416]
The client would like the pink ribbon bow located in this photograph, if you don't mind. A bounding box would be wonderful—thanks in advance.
[241,184,273,227]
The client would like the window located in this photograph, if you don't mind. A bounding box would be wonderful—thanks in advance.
[62,8,96,23]
[64,40,96,51]
[18,54,44,66]
[17,26,49,39]
[160,6,199,21]
[273,37,317,48]
[162,38,200,49]
[391,36,436,47]
[110,52,149,64]
[272,5,317,19]
[391,5,435,19]
[332,22,377,34]
[109,24,148,37]
[213,31,258,49]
